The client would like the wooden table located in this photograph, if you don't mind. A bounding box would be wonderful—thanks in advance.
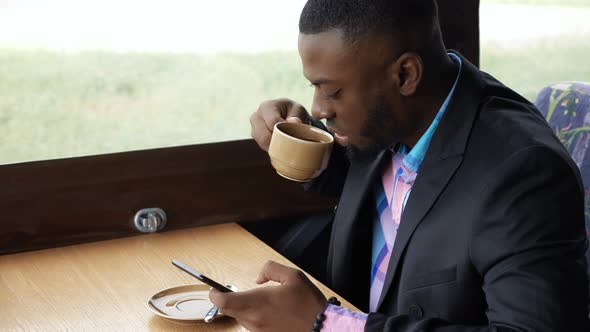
[0,223,356,331]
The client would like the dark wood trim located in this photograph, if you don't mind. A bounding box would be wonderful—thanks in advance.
[0,139,336,254]
[438,0,480,67]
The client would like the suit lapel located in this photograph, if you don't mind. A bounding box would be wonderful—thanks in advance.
[376,54,485,310]
[376,154,463,308]
[329,149,388,306]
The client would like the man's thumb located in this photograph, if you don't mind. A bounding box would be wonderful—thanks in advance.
[285,116,303,124]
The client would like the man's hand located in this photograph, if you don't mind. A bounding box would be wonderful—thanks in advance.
[250,98,312,151]
[209,260,327,332]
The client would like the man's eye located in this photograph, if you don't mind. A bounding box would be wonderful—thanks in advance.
[326,89,342,99]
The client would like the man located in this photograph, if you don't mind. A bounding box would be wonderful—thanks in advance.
[210,0,590,331]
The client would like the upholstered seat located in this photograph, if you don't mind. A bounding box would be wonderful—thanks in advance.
[534,82,590,299]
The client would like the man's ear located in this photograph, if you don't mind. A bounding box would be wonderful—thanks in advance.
[395,52,423,96]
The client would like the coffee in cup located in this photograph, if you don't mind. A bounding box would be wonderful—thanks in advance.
[268,122,334,182]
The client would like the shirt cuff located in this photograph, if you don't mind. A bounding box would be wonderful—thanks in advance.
[321,304,368,332]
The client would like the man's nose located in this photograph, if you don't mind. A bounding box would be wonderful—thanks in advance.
[310,94,333,120]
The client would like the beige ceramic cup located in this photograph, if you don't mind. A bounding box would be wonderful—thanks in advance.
[268,122,334,182]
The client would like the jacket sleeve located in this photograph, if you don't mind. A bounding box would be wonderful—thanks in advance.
[302,118,350,198]
[365,146,590,332]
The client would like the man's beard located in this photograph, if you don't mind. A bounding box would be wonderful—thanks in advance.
[345,142,386,161]
[345,95,393,161]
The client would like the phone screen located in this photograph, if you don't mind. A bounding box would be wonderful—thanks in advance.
[172,259,234,293]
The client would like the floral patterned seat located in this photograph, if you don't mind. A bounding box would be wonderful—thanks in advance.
[534,82,590,295]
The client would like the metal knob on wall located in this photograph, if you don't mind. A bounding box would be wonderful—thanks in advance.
[134,208,167,233]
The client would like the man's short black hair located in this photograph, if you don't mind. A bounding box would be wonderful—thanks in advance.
[299,0,439,52]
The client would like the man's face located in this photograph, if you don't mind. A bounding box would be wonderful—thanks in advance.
[298,29,405,153]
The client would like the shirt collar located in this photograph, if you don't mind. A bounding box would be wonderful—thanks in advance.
[398,52,462,176]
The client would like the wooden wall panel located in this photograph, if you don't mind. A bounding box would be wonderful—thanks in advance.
[0,140,336,254]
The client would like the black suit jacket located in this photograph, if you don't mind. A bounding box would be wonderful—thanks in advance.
[306,54,590,331]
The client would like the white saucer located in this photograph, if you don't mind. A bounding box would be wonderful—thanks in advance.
[147,284,222,322]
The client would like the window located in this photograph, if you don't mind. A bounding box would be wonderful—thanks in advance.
[480,0,589,101]
[0,0,312,165]
[2,0,587,165]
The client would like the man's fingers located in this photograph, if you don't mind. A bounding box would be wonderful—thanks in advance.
[250,112,273,151]
[255,273,269,284]
[285,103,310,124]
[286,116,302,124]
[260,99,310,129]
[250,99,311,153]
[209,288,268,319]
[255,260,301,285]
[209,289,248,317]
[261,105,287,131]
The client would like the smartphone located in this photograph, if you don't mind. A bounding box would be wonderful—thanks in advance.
[171,259,234,293]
